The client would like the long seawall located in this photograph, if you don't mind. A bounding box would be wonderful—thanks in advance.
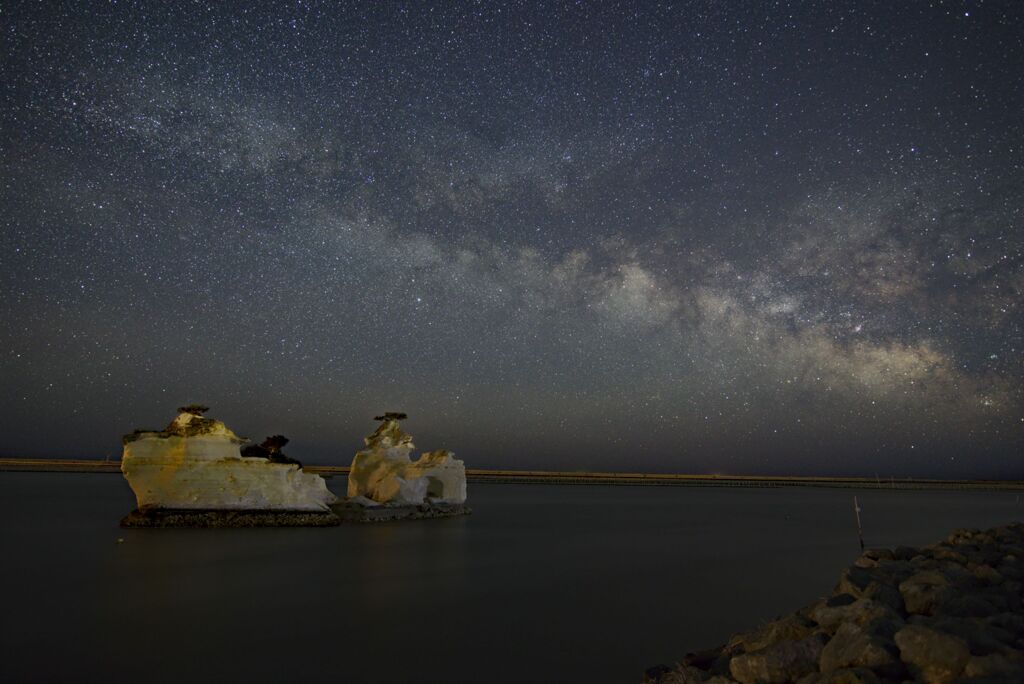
[1,458,1022,491]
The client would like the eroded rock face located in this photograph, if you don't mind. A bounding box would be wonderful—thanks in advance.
[346,414,467,505]
[121,406,336,512]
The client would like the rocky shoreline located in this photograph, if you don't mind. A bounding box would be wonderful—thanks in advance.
[120,502,473,526]
[332,500,471,522]
[120,508,340,527]
[645,522,1024,683]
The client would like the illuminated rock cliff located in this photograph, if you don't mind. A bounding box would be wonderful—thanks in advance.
[347,412,467,506]
[121,405,337,513]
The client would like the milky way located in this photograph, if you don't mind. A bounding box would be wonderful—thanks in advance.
[2,2,1022,476]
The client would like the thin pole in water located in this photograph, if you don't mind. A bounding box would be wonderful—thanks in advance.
[853,496,864,551]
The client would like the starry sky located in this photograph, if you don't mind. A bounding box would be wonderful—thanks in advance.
[2,1,1022,478]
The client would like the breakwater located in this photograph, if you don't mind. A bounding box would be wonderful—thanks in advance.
[645,522,1024,683]
[1,458,1022,491]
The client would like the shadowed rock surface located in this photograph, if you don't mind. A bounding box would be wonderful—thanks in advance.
[644,522,1024,684]
[240,435,303,467]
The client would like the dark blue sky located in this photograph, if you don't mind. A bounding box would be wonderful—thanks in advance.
[2,1,1022,477]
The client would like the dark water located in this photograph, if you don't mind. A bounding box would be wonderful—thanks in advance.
[0,473,1019,683]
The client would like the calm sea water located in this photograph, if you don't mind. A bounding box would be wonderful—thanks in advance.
[0,472,1019,683]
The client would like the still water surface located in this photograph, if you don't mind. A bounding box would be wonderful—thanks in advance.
[0,473,1019,682]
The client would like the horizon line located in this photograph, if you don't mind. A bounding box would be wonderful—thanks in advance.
[2,458,1022,490]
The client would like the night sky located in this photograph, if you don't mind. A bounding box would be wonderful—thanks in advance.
[2,1,1022,478]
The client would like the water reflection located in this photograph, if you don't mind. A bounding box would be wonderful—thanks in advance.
[0,473,1019,682]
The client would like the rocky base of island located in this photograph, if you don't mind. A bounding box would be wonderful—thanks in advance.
[645,522,1024,684]
[120,508,341,528]
[331,499,471,523]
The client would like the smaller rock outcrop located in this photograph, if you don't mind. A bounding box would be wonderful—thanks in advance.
[121,405,337,525]
[644,522,1024,684]
[345,413,468,512]
[240,435,302,467]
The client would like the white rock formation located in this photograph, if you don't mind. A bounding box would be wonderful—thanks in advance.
[121,406,337,512]
[347,413,467,506]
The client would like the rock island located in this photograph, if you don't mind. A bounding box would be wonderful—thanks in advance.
[337,412,470,522]
[120,405,338,526]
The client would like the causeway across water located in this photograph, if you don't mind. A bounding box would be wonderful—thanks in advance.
[1,458,1021,490]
